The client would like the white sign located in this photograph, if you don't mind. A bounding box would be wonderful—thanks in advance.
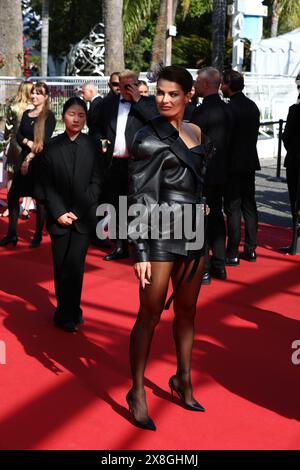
[237,0,268,17]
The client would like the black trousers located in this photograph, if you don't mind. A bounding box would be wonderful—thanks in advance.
[106,157,128,250]
[50,229,90,325]
[286,165,300,225]
[7,173,45,239]
[224,171,258,257]
[203,184,226,270]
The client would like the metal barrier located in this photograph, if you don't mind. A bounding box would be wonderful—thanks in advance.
[0,73,297,121]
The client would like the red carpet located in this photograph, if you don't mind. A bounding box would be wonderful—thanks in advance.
[1,192,300,450]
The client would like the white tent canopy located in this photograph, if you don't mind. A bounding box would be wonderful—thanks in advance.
[251,28,300,76]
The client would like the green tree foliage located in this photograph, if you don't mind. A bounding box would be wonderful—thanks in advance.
[263,0,300,37]
[125,17,155,71]
[126,0,213,70]
[123,0,152,48]
[172,35,211,68]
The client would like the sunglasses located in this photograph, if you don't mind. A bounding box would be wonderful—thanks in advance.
[110,82,120,87]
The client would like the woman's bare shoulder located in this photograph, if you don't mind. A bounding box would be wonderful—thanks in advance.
[187,122,202,143]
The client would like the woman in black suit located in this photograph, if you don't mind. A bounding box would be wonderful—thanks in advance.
[126,66,212,430]
[42,97,103,332]
[0,81,56,248]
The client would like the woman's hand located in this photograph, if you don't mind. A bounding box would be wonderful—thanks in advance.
[134,261,151,289]
[20,160,30,176]
[27,140,34,150]
[100,139,110,153]
[57,213,74,226]
[68,211,78,221]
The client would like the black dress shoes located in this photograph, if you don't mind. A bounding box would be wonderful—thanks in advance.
[210,266,227,280]
[241,250,256,262]
[103,248,129,261]
[29,237,42,248]
[0,235,18,247]
[54,320,78,333]
[225,256,240,266]
[202,271,211,285]
[279,245,292,254]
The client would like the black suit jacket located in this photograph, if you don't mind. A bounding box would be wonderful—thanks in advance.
[191,94,233,185]
[227,92,261,174]
[283,102,300,169]
[42,132,103,235]
[91,94,158,166]
[87,95,103,133]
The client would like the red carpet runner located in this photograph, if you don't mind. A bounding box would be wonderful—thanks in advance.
[0,197,300,450]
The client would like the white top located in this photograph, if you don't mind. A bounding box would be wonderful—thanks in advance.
[113,96,132,158]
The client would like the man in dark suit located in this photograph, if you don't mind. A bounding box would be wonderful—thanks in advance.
[221,69,260,264]
[81,82,103,133]
[92,69,158,261]
[191,67,233,283]
[283,81,300,247]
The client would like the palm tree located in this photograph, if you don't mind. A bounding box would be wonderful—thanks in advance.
[151,0,168,66]
[103,0,125,74]
[270,0,300,37]
[150,0,191,67]
[211,0,227,71]
[41,0,49,76]
[0,0,23,77]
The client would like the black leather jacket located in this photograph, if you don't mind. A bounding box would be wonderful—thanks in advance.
[128,116,213,262]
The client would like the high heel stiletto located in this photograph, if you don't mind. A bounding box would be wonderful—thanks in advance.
[126,391,156,431]
[0,235,18,247]
[169,376,205,412]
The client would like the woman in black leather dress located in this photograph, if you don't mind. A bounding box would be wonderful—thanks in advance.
[126,66,212,430]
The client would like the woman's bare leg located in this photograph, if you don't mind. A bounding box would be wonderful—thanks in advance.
[129,261,174,421]
[171,256,205,405]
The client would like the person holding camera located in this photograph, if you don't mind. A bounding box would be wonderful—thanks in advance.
[91,69,158,261]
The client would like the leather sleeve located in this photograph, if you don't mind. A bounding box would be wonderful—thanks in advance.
[128,131,165,263]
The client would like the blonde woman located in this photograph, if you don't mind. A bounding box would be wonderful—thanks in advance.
[2,81,34,217]
[0,82,56,247]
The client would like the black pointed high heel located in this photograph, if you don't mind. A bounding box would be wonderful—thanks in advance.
[0,235,18,247]
[126,390,156,431]
[169,376,205,412]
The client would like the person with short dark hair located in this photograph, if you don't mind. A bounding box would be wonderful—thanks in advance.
[42,97,103,332]
[221,69,260,264]
[282,73,300,250]
[191,67,233,284]
[126,65,210,431]
[183,83,198,121]
[107,72,121,96]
